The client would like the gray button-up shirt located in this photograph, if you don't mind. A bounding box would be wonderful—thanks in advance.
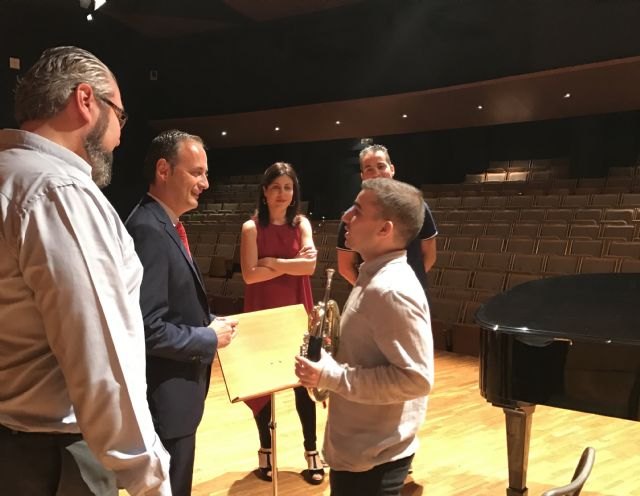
[318,249,434,472]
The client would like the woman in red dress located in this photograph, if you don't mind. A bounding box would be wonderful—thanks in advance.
[240,162,325,485]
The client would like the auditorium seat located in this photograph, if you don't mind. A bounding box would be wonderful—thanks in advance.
[539,223,569,238]
[579,257,618,274]
[506,237,536,254]
[461,196,485,208]
[451,251,482,269]
[476,236,505,252]
[508,195,535,208]
[603,208,635,223]
[601,224,635,241]
[545,208,573,223]
[512,223,540,238]
[492,209,519,223]
[485,224,511,237]
[619,258,640,272]
[537,238,569,255]
[569,239,604,257]
[620,193,640,207]
[440,268,472,289]
[545,255,580,274]
[505,272,542,290]
[507,171,529,182]
[471,270,506,292]
[568,223,600,239]
[449,236,475,251]
[534,194,561,208]
[520,209,547,222]
[481,252,513,271]
[590,193,619,208]
[459,223,486,236]
[467,209,493,222]
[511,253,545,273]
[434,250,454,268]
[573,208,603,222]
[607,241,640,258]
[561,194,590,208]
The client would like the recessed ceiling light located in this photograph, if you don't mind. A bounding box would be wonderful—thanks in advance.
[563,92,571,99]
[221,131,227,136]
[274,126,280,131]
[402,114,408,119]
[477,105,484,110]
[335,120,341,125]
[86,13,93,21]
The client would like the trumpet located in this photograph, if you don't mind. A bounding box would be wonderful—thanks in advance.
[300,268,341,402]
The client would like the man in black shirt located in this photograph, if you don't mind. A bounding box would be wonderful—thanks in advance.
[336,144,438,288]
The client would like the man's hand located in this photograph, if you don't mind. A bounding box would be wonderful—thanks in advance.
[208,317,238,348]
[295,245,317,260]
[294,352,326,388]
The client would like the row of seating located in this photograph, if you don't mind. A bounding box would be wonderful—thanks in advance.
[437,221,640,241]
[422,174,640,197]
[427,192,640,209]
[437,236,640,258]
[433,206,640,224]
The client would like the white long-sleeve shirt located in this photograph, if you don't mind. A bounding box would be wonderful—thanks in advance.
[0,129,170,495]
[318,250,434,472]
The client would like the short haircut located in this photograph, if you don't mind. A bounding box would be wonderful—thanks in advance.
[256,162,302,227]
[143,129,205,185]
[15,46,115,125]
[358,144,392,169]
[361,178,424,245]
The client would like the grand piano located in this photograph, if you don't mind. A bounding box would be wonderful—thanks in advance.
[477,273,640,496]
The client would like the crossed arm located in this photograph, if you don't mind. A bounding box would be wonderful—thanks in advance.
[241,216,317,284]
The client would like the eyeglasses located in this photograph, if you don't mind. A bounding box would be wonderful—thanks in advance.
[98,95,128,129]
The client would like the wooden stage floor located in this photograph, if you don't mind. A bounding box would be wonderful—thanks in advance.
[127,351,640,495]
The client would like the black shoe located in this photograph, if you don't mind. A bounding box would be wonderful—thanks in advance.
[304,450,325,485]
[257,448,272,481]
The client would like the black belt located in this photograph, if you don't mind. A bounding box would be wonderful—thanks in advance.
[0,423,82,439]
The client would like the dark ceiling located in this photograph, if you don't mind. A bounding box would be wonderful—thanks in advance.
[101,0,365,38]
[2,0,640,148]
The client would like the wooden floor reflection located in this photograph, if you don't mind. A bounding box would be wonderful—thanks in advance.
[123,350,640,495]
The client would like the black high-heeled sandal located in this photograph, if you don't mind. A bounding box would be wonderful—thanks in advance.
[304,450,325,485]
[257,448,272,481]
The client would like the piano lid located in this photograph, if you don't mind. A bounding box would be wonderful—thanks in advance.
[475,273,640,346]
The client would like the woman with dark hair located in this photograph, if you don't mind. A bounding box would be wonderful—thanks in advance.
[240,162,325,485]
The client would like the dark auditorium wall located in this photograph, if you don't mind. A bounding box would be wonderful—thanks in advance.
[208,111,640,219]
[1,0,639,217]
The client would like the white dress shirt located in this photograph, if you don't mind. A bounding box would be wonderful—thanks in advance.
[0,129,171,495]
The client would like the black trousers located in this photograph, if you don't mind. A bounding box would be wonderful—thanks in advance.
[0,424,117,496]
[329,454,414,496]
[161,433,197,496]
[255,386,317,451]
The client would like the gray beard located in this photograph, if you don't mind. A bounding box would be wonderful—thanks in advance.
[84,109,113,188]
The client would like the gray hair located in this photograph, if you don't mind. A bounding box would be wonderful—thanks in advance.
[359,144,392,168]
[15,46,115,125]
[361,178,424,245]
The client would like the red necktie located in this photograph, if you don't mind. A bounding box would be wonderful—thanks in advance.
[175,221,191,258]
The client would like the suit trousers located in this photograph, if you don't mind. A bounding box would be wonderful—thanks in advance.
[0,424,117,496]
[162,433,197,496]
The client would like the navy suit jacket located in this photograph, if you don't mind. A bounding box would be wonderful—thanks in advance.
[125,195,217,440]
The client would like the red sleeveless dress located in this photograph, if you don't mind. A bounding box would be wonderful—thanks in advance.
[244,221,313,414]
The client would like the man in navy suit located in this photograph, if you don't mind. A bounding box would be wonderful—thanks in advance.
[126,129,238,496]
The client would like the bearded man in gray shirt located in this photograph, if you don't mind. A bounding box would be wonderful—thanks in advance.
[296,178,434,496]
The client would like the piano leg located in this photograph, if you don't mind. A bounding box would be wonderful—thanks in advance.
[503,404,535,496]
